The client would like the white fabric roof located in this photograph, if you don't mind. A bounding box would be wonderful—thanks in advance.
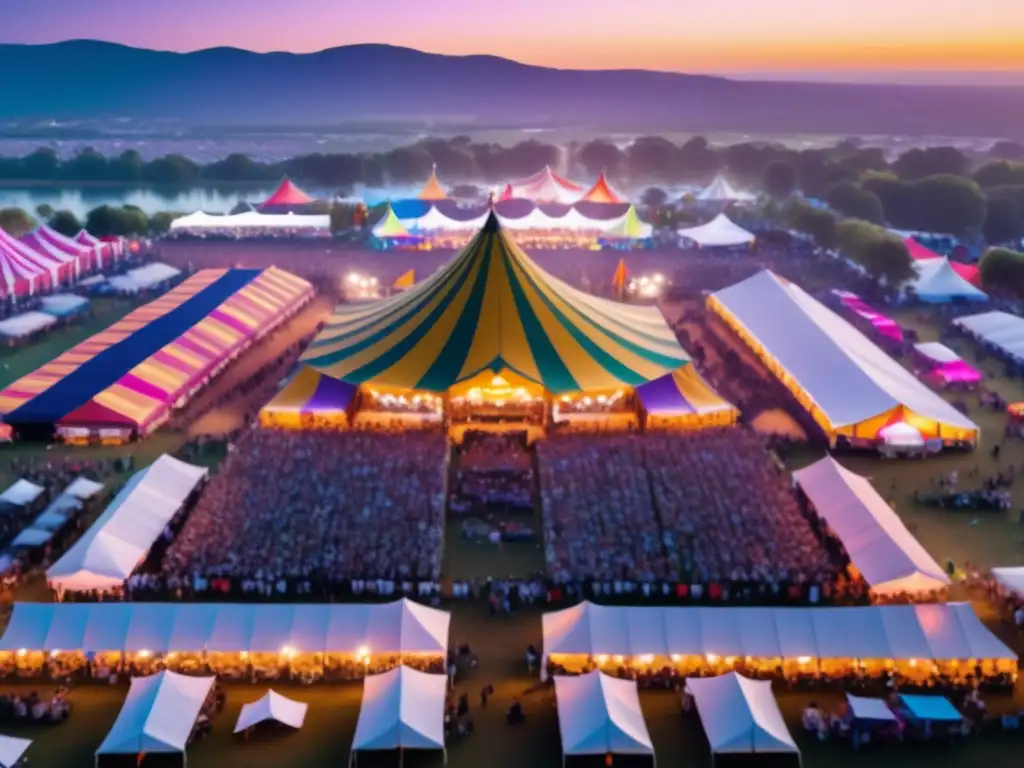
[10,528,54,548]
[63,476,104,500]
[991,567,1024,598]
[351,666,446,752]
[0,598,450,655]
[678,214,756,247]
[97,671,214,756]
[0,479,44,507]
[542,601,1015,663]
[509,166,583,204]
[793,457,949,595]
[954,311,1024,361]
[687,672,798,754]
[108,263,182,293]
[913,342,961,365]
[402,205,623,234]
[0,735,31,767]
[710,270,978,433]
[0,311,57,339]
[168,211,225,230]
[46,455,208,592]
[845,694,896,722]
[39,293,89,316]
[696,176,756,202]
[234,690,308,733]
[554,671,654,756]
[912,258,987,302]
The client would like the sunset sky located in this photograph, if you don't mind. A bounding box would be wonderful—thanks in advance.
[5,0,1024,82]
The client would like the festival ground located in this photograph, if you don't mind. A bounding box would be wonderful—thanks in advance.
[1,245,1023,766]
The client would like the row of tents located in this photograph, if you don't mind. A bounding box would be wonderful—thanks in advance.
[0,226,123,298]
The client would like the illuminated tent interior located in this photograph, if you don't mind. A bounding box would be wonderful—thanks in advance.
[708,270,979,446]
[301,213,727,433]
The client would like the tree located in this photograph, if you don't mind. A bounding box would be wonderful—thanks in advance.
[824,181,885,224]
[988,141,1024,161]
[21,148,59,180]
[142,154,200,185]
[909,175,987,235]
[48,210,81,237]
[979,247,1024,296]
[783,200,838,249]
[835,219,914,286]
[35,203,54,220]
[577,140,627,178]
[640,187,669,208]
[678,137,720,177]
[85,205,148,237]
[108,149,145,182]
[973,160,1024,189]
[148,211,182,235]
[762,160,798,199]
[449,184,482,199]
[983,197,1022,244]
[62,147,108,181]
[891,146,969,180]
[626,136,680,182]
[0,208,36,236]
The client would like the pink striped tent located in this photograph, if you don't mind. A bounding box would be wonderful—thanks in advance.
[75,230,118,262]
[27,225,100,271]
[0,229,53,297]
[20,230,80,284]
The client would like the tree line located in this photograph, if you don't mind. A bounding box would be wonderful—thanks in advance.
[0,204,177,239]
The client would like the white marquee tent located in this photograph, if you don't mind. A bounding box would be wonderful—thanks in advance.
[686,672,799,760]
[677,214,756,247]
[554,671,654,764]
[911,258,987,303]
[991,567,1024,599]
[0,735,31,767]
[63,476,105,501]
[96,670,215,764]
[953,311,1024,361]
[913,342,961,365]
[401,205,630,234]
[170,210,329,232]
[350,666,447,765]
[108,263,183,293]
[234,690,308,733]
[47,454,208,593]
[793,456,949,595]
[696,175,757,203]
[0,599,450,656]
[708,270,979,440]
[0,479,44,507]
[541,601,1015,673]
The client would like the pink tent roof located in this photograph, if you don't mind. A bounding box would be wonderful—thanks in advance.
[0,230,49,295]
[261,179,314,208]
[34,226,93,258]
[950,262,981,286]
[74,230,102,247]
[905,238,942,261]
[510,166,584,204]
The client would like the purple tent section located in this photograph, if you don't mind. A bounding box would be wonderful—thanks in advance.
[635,370,695,415]
[304,374,356,413]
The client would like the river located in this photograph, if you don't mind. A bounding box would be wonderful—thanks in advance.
[0,185,285,218]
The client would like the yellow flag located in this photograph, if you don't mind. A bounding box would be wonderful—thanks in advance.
[392,269,415,290]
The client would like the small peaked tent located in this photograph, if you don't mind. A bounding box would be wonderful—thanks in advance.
[696,175,756,202]
[26,224,97,270]
[580,173,626,204]
[235,690,308,733]
[304,212,690,394]
[555,671,654,762]
[792,456,949,595]
[260,178,314,209]
[418,166,447,201]
[510,166,584,204]
[97,671,215,759]
[350,666,446,763]
[911,258,987,303]
[602,206,653,240]
[678,214,755,247]
[686,672,799,758]
[372,205,412,239]
[0,735,31,767]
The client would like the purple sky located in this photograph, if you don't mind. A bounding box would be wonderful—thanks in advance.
[4,0,1023,81]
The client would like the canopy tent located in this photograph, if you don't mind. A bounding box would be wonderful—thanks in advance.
[259,178,315,209]
[905,239,981,286]
[10,528,53,548]
[39,293,89,318]
[107,262,182,293]
[0,598,451,656]
[0,479,44,507]
[696,175,756,202]
[418,167,448,201]
[601,206,653,240]
[554,671,654,762]
[303,213,690,395]
[678,214,756,247]
[686,673,799,757]
[350,666,447,762]
[912,342,982,385]
[898,694,962,722]
[0,229,49,297]
[0,312,57,339]
[74,229,118,263]
[0,735,31,767]
[509,166,585,204]
[258,366,356,430]
[792,456,949,595]
[19,230,79,283]
[579,173,626,204]
[953,311,1024,361]
[541,601,1016,672]
[234,690,308,733]
[708,270,979,443]
[29,224,100,269]
[832,291,904,343]
[63,476,105,500]
[991,567,1024,598]
[3,229,68,285]
[47,454,208,592]
[636,365,738,429]
[97,671,215,761]
[845,694,897,723]
[911,258,987,303]
[0,267,313,437]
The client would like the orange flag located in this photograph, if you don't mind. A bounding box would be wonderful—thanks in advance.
[392,269,415,290]
[611,259,628,297]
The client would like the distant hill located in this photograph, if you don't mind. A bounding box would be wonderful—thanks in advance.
[2,40,1023,139]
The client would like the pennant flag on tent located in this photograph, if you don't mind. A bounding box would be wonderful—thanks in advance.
[612,259,628,297]
[371,205,411,238]
[393,269,415,290]
[580,173,625,204]
[418,165,447,201]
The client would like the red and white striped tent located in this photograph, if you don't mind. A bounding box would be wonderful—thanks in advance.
[509,166,585,204]
[0,229,53,297]
[20,229,80,283]
[75,230,121,262]
[25,225,101,271]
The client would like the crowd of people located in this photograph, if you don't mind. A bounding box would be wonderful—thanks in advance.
[152,428,447,598]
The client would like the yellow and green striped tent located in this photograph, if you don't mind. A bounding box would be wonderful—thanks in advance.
[302,213,689,394]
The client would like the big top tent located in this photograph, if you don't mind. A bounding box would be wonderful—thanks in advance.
[677,214,756,247]
[302,212,690,395]
[24,224,98,270]
[509,166,585,204]
[0,229,53,296]
[708,270,979,443]
[696,175,756,202]
[911,258,987,303]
